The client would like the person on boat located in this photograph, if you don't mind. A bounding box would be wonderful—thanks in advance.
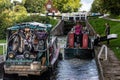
[24,28,32,51]
[73,20,83,48]
[105,23,110,45]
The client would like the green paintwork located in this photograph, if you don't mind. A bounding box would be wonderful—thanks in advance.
[7,22,52,32]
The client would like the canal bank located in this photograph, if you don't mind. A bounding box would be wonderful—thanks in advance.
[95,46,120,80]
[88,16,120,80]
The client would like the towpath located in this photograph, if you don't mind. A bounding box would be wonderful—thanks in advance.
[95,46,120,80]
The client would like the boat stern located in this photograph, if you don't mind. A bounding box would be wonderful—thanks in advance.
[64,48,94,59]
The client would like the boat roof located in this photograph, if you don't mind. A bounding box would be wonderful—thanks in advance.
[7,22,52,31]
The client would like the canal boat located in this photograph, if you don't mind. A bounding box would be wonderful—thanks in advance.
[64,21,95,59]
[3,22,60,79]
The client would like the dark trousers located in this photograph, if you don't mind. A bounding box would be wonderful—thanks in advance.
[107,39,109,45]
[75,34,83,47]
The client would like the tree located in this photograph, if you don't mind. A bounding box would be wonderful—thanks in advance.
[0,0,11,12]
[91,0,120,15]
[24,0,46,13]
[91,0,99,13]
[0,0,28,39]
[52,0,81,13]
[103,0,120,15]
[14,5,27,22]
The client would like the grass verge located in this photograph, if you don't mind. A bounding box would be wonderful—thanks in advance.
[89,16,120,59]
[0,40,6,55]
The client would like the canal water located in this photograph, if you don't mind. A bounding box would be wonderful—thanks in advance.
[53,36,99,80]
[53,59,99,80]
[0,36,99,80]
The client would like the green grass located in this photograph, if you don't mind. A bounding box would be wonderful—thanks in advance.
[109,15,120,19]
[89,16,120,59]
[49,18,59,28]
[0,40,6,55]
[0,40,6,43]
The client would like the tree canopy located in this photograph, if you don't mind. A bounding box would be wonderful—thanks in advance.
[0,0,11,12]
[52,0,81,13]
[24,0,46,13]
[0,0,27,39]
[91,0,120,15]
[24,0,81,13]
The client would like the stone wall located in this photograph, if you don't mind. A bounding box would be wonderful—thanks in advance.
[50,20,64,36]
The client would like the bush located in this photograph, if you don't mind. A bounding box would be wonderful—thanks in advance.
[0,14,58,39]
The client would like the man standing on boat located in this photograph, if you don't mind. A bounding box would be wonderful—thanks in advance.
[73,21,83,48]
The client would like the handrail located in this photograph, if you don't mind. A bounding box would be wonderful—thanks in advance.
[0,43,7,61]
[97,44,108,80]
[98,45,108,60]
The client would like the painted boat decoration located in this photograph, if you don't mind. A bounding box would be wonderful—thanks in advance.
[3,22,60,78]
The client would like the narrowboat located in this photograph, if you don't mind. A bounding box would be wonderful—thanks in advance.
[64,21,95,59]
[3,22,60,79]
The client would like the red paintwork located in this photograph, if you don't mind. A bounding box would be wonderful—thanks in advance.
[82,34,88,48]
[68,32,74,48]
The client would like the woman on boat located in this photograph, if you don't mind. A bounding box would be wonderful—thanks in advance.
[73,21,83,48]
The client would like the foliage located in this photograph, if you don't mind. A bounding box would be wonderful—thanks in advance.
[0,0,28,39]
[89,17,120,59]
[91,0,120,15]
[0,5,27,39]
[0,0,11,12]
[52,0,81,13]
[91,0,102,13]
[20,15,58,27]
[13,5,27,22]
[24,0,81,13]
[24,0,46,13]
[0,13,58,39]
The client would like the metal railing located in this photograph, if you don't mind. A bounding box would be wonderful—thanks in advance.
[61,12,88,21]
[98,45,108,60]
[97,44,108,80]
[0,43,7,61]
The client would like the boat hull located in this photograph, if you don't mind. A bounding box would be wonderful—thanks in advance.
[64,48,94,59]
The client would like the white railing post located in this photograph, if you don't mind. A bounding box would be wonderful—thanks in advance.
[0,43,7,61]
[98,45,108,60]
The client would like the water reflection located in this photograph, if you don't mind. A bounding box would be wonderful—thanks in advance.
[55,59,99,80]
[56,36,99,80]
